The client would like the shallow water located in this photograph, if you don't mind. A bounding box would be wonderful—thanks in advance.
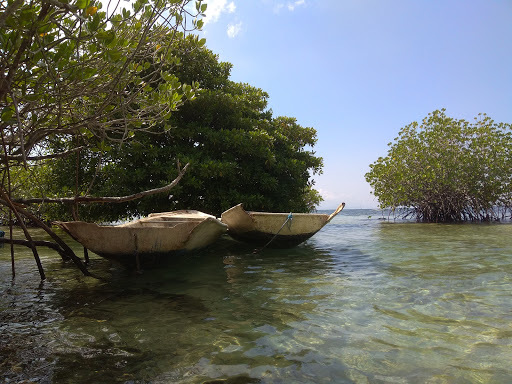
[1,210,512,383]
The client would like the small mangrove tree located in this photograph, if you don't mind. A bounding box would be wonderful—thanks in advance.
[365,110,512,222]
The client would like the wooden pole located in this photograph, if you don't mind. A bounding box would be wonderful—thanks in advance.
[9,210,14,279]
[1,130,16,279]
[0,189,45,279]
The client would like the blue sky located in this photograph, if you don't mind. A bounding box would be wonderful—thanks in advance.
[197,0,512,209]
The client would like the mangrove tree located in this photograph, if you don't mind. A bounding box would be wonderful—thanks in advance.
[365,109,512,222]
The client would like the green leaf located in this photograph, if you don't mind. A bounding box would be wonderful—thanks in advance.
[87,13,101,31]
[1,107,14,121]
[76,0,89,9]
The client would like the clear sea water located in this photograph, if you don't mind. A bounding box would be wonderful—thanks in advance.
[1,209,512,383]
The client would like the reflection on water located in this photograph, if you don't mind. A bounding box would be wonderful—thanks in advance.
[1,210,512,383]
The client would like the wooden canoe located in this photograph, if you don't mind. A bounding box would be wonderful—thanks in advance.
[54,210,227,261]
[220,203,345,248]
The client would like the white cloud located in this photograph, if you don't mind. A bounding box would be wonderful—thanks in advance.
[227,21,242,38]
[273,0,305,13]
[287,0,305,11]
[203,0,236,24]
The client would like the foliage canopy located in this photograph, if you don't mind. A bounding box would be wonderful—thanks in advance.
[0,0,205,277]
[1,0,204,161]
[365,110,512,222]
[37,37,324,221]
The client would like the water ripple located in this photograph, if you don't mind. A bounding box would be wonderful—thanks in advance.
[2,214,512,383]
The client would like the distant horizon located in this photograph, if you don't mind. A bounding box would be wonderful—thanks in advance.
[317,206,381,211]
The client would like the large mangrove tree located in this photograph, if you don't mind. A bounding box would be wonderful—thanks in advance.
[34,36,324,222]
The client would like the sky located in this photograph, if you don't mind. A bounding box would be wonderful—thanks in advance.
[196,0,512,209]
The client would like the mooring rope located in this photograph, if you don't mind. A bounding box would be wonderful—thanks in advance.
[253,213,293,253]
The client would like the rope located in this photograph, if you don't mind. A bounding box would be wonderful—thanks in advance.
[253,213,293,253]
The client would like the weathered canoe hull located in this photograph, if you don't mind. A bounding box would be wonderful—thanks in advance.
[55,210,227,261]
[220,203,345,248]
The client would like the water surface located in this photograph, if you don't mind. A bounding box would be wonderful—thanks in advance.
[1,210,511,383]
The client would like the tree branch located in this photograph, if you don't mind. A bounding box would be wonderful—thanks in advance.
[13,162,190,205]
[0,238,69,260]
[1,146,85,161]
